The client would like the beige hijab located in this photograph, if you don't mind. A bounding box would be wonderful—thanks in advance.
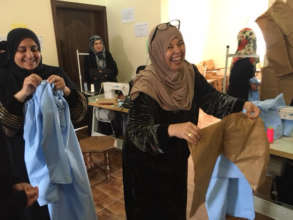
[130,25,195,111]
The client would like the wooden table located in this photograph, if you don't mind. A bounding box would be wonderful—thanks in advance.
[88,100,129,113]
[269,136,293,160]
[88,98,129,149]
[255,136,293,220]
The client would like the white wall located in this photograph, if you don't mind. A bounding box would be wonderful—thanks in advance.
[106,0,162,82]
[169,0,268,68]
[1,0,59,66]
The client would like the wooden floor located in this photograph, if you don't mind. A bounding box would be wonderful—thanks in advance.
[77,110,274,220]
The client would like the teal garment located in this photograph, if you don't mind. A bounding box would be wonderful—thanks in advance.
[206,155,255,220]
[23,81,97,220]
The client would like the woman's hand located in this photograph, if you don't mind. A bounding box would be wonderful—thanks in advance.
[168,122,200,144]
[47,74,71,96]
[14,73,42,102]
[13,182,39,207]
[243,101,260,119]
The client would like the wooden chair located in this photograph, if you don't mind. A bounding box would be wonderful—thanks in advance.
[79,136,115,181]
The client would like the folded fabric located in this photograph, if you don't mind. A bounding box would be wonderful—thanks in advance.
[253,93,286,139]
[205,155,255,220]
[189,112,269,218]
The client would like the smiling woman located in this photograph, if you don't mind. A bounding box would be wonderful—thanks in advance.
[122,20,260,220]
[14,38,41,70]
[0,28,87,220]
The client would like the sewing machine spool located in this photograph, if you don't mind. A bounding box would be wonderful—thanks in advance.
[279,106,293,120]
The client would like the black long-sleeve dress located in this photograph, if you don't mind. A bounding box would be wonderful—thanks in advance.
[122,66,245,220]
[84,50,118,92]
[227,58,255,100]
[0,126,28,220]
[0,63,87,220]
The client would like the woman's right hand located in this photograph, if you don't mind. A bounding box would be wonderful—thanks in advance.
[13,182,39,207]
[168,122,200,144]
[14,73,42,102]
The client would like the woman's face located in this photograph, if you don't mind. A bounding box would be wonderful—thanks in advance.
[93,39,104,53]
[164,37,185,71]
[14,38,41,70]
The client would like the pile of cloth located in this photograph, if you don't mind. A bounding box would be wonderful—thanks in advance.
[256,0,293,105]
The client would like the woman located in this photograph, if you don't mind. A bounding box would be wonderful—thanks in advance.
[227,28,259,100]
[0,28,87,220]
[84,35,118,93]
[0,125,39,220]
[122,21,260,220]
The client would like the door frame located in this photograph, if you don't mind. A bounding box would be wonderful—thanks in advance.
[50,0,109,66]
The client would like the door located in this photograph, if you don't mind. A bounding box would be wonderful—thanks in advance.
[51,0,108,88]
[51,0,109,129]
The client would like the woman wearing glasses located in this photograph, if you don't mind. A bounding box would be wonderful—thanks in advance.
[0,28,87,220]
[122,20,260,220]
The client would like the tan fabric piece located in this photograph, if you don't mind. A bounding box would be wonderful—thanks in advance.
[188,113,269,218]
[256,11,293,76]
[270,1,293,47]
[260,67,280,101]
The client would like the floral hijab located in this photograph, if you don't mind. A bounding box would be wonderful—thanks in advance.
[231,28,259,68]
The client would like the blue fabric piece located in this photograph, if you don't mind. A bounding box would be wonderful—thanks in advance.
[248,77,260,101]
[283,119,293,137]
[249,77,260,85]
[252,93,286,140]
[206,155,255,220]
[248,90,259,101]
[24,81,97,220]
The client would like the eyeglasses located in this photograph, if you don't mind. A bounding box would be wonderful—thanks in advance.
[150,19,181,45]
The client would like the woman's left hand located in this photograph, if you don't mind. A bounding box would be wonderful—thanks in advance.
[47,74,71,96]
[243,101,260,119]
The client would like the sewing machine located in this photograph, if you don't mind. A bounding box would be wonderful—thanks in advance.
[102,82,130,99]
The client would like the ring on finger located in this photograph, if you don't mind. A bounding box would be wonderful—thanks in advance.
[187,133,192,137]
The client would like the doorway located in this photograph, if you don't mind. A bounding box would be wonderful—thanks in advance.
[51,0,109,88]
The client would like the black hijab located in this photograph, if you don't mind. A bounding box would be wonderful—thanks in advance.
[0,41,8,67]
[3,28,75,93]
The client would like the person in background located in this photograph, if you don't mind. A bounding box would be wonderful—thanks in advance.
[0,28,87,220]
[122,20,260,220]
[227,28,259,101]
[0,40,8,67]
[84,35,118,93]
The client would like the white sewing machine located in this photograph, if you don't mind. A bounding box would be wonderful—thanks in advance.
[102,82,130,99]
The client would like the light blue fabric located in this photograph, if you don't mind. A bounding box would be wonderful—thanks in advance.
[206,155,255,220]
[283,119,293,136]
[248,90,259,101]
[252,93,286,140]
[248,77,260,101]
[24,81,97,220]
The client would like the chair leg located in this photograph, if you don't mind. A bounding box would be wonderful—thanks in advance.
[104,151,111,181]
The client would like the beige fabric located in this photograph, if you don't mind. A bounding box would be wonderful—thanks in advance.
[270,1,293,47]
[256,11,293,76]
[256,1,293,104]
[279,73,293,104]
[260,67,280,101]
[130,25,195,111]
[188,113,269,218]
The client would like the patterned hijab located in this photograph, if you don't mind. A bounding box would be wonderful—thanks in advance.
[89,35,106,70]
[130,23,195,111]
[231,28,259,68]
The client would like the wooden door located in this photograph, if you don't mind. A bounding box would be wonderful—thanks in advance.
[51,0,108,88]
